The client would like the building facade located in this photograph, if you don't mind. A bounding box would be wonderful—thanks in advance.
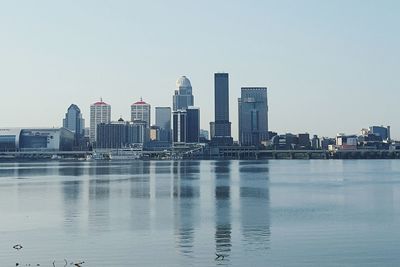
[238,87,269,146]
[90,100,111,143]
[155,107,171,142]
[369,126,390,141]
[213,73,232,137]
[96,119,148,149]
[173,76,194,111]
[131,99,151,128]
[63,104,85,147]
[186,107,200,143]
[0,128,74,151]
[172,110,187,143]
[96,120,127,149]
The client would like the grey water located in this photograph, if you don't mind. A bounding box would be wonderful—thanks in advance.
[1,160,400,266]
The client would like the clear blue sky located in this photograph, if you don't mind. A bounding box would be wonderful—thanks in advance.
[1,0,399,139]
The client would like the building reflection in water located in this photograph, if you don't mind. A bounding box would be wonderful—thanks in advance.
[129,161,151,231]
[214,160,232,262]
[88,161,111,232]
[173,161,200,257]
[239,160,271,251]
[129,161,151,199]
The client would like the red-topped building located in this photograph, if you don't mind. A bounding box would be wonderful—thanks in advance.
[90,98,111,143]
[131,98,151,128]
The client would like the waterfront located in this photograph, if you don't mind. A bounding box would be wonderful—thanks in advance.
[1,160,400,266]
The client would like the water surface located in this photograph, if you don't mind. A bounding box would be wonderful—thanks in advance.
[1,160,400,266]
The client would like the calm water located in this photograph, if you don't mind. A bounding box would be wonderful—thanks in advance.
[1,160,400,266]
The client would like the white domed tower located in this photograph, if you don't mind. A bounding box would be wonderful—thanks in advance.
[173,76,194,111]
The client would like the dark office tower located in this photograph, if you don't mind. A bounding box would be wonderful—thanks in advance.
[63,104,85,147]
[173,76,194,111]
[96,120,127,149]
[211,73,232,146]
[238,87,269,146]
[214,73,231,135]
[298,133,311,149]
[173,110,187,143]
[155,107,172,142]
[186,107,200,143]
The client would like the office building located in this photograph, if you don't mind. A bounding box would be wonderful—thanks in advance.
[63,104,85,147]
[298,133,311,149]
[213,73,232,136]
[90,99,111,143]
[369,126,390,141]
[336,134,357,150]
[131,98,151,128]
[238,87,269,146]
[211,73,233,146]
[130,120,148,144]
[173,76,194,111]
[172,110,187,143]
[96,119,127,149]
[155,107,171,142]
[186,107,200,143]
[311,135,321,149]
[96,118,148,149]
[150,125,160,141]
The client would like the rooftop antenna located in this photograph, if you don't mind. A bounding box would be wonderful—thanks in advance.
[140,96,143,101]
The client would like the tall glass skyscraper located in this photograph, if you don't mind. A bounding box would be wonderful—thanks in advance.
[173,76,194,111]
[238,87,269,146]
[155,107,171,142]
[63,104,85,147]
[186,107,200,143]
[211,73,232,145]
[172,110,187,143]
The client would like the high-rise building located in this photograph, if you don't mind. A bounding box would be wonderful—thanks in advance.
[186,107,200,143]
[173,76,194,111]
[130,120,148,144]
[90,99,111,143]
[211,73,233,146]
[131,98,151,128]
[213,73,231,136]
[96,119,127,149]
[155,107,171,142]
[238,87,268,146]
[172,110,187,143]
[63,104,85,147]
[96,118,147,149]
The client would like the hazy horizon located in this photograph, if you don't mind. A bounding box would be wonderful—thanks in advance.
[1,0,399,140]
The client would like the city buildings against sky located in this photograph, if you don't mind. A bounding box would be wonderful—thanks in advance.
[0,1,399,139]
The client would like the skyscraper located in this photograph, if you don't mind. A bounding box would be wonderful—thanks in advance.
[172,110,187,143]
[173,76,194,111]
[131,98,151,128]
[211,73,232,145]
[63,104,85,147]
[238,87,268,146]
[186,107,200,143]
[90,99,111,143]
[155,107,171,142]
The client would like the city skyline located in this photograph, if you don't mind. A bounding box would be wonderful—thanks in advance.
[1,1,399,139]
